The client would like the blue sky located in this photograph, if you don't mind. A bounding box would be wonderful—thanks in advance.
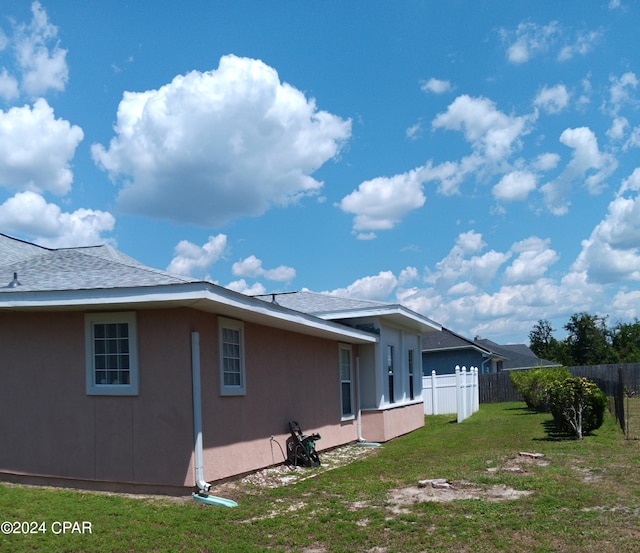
[1,1,639,344]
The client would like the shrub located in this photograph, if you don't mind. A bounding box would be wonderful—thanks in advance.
[510,367,571,411]
[547,376,608,439]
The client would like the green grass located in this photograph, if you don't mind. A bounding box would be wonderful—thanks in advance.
[2,403,640,552]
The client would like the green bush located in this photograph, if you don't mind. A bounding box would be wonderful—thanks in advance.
[547,376,608,439]
[510,367,571,411]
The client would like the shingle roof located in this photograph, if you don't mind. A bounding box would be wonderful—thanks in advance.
[0,233,197,292]
[475,338,558,369]
[255,290,391,314]
[421,327,493,353]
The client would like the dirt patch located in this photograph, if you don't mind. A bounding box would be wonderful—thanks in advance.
[387,479,532,513]
[486,451,549,475]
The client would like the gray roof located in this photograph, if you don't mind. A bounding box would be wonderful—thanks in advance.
[421,327,496,355]
[475,338,558,370]
[0,233,197,292]
[255,290,441,333]
[255,290,392,314]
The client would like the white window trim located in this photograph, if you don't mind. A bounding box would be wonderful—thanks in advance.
[219,317,246,396]
[339,344,354,419]
[85,312,139,396]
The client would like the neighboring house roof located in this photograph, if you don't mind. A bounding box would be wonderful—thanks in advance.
[474,338,558,370]
[421,327,504,358]
[0,234,377,345]
[255,290,441,333]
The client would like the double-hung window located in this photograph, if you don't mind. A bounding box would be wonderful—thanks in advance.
[85,312,138,396]
[219,317,246,396]
[339,345,353,418]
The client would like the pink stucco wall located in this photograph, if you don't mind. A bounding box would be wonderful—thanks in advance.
[0,308,364,491]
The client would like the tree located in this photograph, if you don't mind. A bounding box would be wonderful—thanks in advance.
[563,313,613,366]
[529,319,571,364]
[611,319,640,363]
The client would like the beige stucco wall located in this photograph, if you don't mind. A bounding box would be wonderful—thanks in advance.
[360,402,424,443]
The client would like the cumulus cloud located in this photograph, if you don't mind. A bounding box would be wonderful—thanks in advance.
[541,126,617,214]
[0,191,114,247]
[92,54,351,227]
[425,230,511,292]
[0,99,84,195]
[12,1,69,97]
[534,84,570,114]
[606,72,638,115]
[420,78,453,94]
[327,270,399,301]
[231,255,296,282]
[504,237,559,284]
[571,170,640,284]
[432,95,531,163]
[166,234,228,277]
[226,279,267,296]
[493,170,537,202]
[338,166,427,239]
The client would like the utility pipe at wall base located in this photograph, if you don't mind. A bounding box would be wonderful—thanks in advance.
[191,332,238,507]
[355,356,381,448]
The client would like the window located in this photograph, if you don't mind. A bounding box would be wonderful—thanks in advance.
[339,345,353,418]
[85,312,138,396]
[219,317,246,396]
[387,345,395,404]
[408,349,415,400]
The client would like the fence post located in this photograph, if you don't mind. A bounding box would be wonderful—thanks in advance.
[431,370,438,415]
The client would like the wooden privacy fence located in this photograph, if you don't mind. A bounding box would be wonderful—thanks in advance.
[422,366,479,422]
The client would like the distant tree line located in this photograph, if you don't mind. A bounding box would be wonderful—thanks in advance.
[529,313,640,366]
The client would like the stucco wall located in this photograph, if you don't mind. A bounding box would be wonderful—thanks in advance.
[0,308,363,490]
[360,402,424,443]
[0,310,195,489]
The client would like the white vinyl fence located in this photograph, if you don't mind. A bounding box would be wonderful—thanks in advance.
[422,366,479,422]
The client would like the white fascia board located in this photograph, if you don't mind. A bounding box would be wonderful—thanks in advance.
[313,304,441,333]
[0,282,378,344]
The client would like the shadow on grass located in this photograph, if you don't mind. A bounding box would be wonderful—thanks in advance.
[533,419,576,441]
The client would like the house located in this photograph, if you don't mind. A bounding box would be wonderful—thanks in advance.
[422,327,558,375]
[255,291,441,443]
[0,233,440,494]
[473,338,559,371]
[421,327,507,375]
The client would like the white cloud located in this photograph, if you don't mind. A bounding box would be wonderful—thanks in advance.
[534,84,569,114]
[0,191,115,247]
[607,116,628,141]
[0,99,83,195]
[541,126,617,214]
[432,95,530,163]
[557,29,601,62]
[607,72,638,114]
[420,78,453,94]
[14,1,69,97]
[501,21,560,64]
[571,171,640,284]
[338,166,427,239]
[504,237,559,284]
[166,234,228,277]
[405,120,423,141]
[92,54,351,226]
[493,170,537,202]
[533,152,561,171]
[328,271,399,302]
[225,279,267,296]
[425,230,511,291]
[231,255,296,282]
[0,68,19,101]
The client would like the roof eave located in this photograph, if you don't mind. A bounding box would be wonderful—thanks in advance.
[0,282,379,345]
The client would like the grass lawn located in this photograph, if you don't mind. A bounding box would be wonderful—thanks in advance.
[1,402,640,552]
